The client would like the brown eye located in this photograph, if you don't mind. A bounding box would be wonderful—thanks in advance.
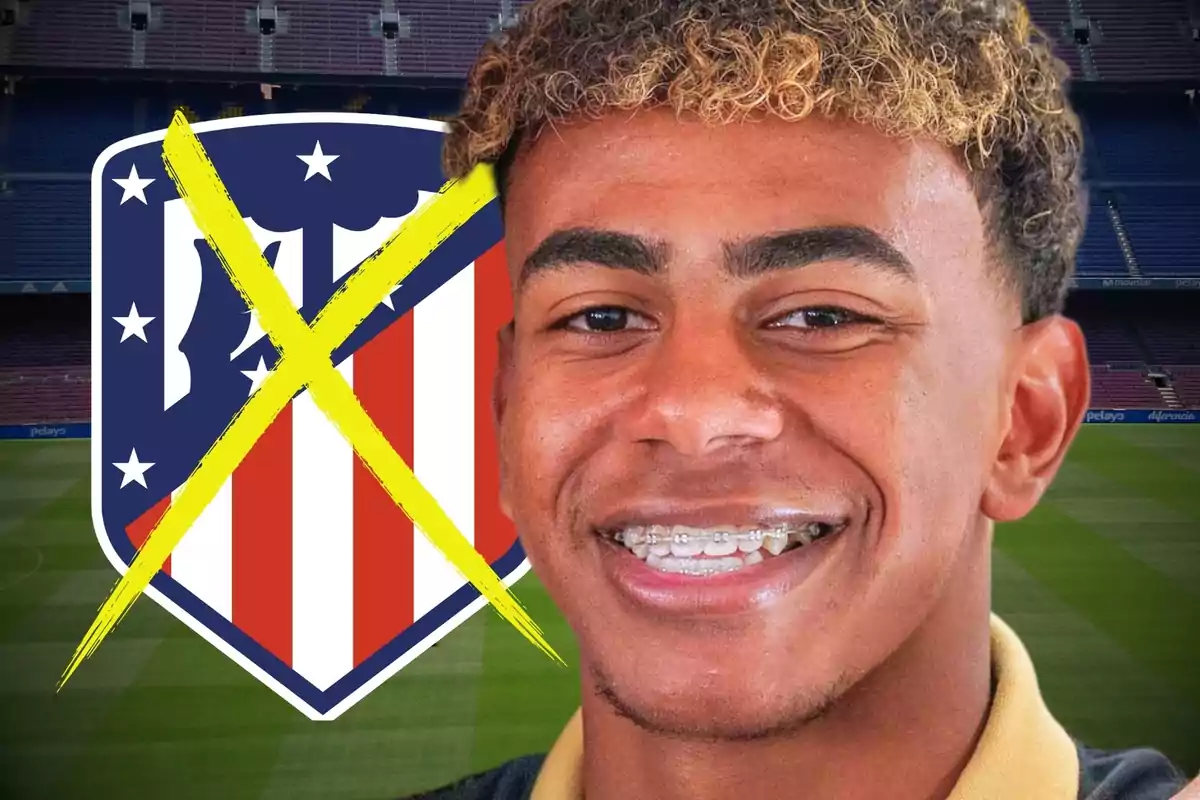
[768,306,874,330]
[561,306,655,333]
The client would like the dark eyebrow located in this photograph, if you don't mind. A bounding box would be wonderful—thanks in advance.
[518,225,914,288]
[519,228,669,287]
[723,226,914,280]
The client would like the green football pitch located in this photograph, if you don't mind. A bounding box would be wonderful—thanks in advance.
[1,426,1198,799]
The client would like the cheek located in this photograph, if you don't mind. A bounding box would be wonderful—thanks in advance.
[501,350,642,495]
[808,336,996,558]
[505,380,598,499]
[498,365,614,566]
[880,338,1003,567]
[498,405,572,600]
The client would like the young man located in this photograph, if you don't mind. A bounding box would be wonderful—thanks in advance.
[416,1,1192,798]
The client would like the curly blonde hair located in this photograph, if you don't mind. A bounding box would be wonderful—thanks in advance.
[443,0,1085,321]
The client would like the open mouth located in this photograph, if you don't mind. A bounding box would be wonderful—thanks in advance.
[597,521,845,577]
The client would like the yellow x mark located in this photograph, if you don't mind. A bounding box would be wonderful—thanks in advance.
[60,112,562,690]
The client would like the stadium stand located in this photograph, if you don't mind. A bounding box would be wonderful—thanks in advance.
[2,0,124,70]
[1090,365,1172,409]
[1069,292,1200,409]
[1171,366,1200,406]
[1116,188,1200,276]
[0,0,1197,429]
[1085,96,1200,184]
[142,0,261,73]
[1082,0,1200,81]
[387,0,512,77]
[1076,314,1149,364]
[3,0,1192,82]
[0,295,90,424]
[6,90,137,172]
[1024,0,1087,78]
[1141,317,1200,365]
[0,295,89,368]
[272,1,387,75]
[3,89,1194,285]
[5,0,512,77]
[0,367,89,425]
[1076,195,1133,276]
[0,182,90,282]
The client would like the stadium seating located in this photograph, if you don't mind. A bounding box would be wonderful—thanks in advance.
[1075,293,1199,359]
[0,0,1197,424]
[390,0,509,77]
[0,295,89,365]
[1140,317,1200,365]
[1075,197,1131,276]
[1089,366,1170,409]
[1069,294,1199,408]
[0,294,89,424]
[272,1,386,75]
[1115,188,1200,276]
[1079,319,1147,364]
[0,367,90,425]
[0,330,88,369]
[0,182,90,282]
[1085,98,1200,184]
[5,0,127,69]
[1082,0,1200,82]
[1169,366,1200,407]
[7,91,137,173]
[5,0,1198,82]
[1023,0,1084,78]
[142,0,260,72]
[5,0,500,77]
[1072,299,1145,361]
[0,334,88,370]
[3,92,1196,284]
[6,0,259,72]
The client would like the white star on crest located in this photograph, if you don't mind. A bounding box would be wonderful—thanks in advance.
[112,164,155,205]
[112,302,155,343]
[381,283,403,310]
[113,448,155,489]
[240,356,273,396]
[298,141,339,181]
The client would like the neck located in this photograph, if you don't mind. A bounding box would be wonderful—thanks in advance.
[580,531,994,800]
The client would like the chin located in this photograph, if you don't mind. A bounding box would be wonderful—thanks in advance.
[586,651,853,741]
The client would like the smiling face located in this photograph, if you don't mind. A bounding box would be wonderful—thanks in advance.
[494,109,1075,739]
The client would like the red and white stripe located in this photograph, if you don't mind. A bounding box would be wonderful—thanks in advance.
[126,243,516,691]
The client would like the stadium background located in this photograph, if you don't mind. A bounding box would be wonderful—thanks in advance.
[0,0,1198,797]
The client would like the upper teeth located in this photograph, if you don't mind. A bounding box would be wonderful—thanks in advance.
[612,523,828,560]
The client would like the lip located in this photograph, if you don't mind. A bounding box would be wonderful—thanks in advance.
[591,503,850,617]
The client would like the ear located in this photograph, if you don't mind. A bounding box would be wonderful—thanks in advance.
[494,321,515,519]
[981,315,1090,522]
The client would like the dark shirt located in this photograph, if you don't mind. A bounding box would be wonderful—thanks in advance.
[1076,745,1190,800]
[404,743,1189,800]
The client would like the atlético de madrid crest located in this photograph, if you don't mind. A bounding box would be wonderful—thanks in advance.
[90,113,529,720]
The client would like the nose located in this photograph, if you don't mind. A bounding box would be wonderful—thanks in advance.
[622,321,785,457]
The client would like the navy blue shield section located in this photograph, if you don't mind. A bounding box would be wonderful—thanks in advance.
[91,113,528,719]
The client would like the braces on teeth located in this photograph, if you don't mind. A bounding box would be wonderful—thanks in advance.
[612,524,824,548]
[607,523,837,568]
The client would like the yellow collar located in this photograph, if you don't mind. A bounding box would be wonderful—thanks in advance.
[531,614,1079,800]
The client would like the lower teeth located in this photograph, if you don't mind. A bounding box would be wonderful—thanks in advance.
[646,551,765,575]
